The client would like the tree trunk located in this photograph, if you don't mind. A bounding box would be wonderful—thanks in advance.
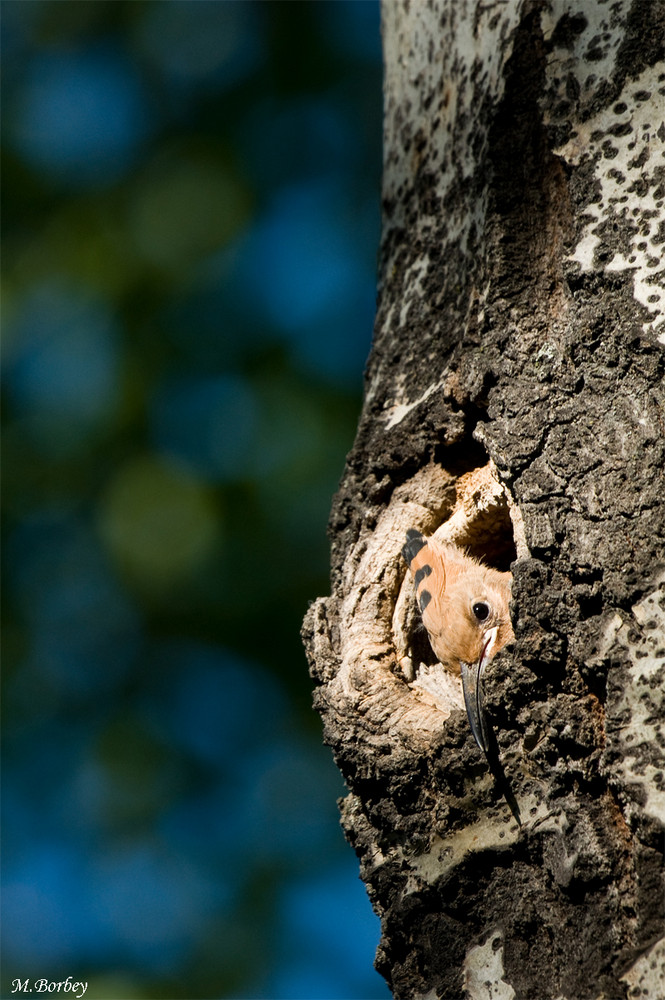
[302,1,665,997]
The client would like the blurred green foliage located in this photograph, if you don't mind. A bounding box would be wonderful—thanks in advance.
[2,1,388,997]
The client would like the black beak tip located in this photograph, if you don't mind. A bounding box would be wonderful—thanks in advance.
[460,660,490,755]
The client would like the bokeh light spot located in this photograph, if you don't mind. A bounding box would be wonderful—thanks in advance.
[5,284,118,424]
[2,843,99,965]
[3,282,120,455]
[135,0,261,89]
[8,510,140,703]
[98,456,220,590]
[247,182,360,330]
[8,47,149,186]
[150,374,258,482]
[87,840,217,969]
[234,181,376,385]
[130,151,251,271]
[146,641,289,767]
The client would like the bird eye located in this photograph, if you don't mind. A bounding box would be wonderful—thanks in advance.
[472,601,490,622]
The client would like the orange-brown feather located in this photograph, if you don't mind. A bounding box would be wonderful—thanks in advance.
[403,530,513,674]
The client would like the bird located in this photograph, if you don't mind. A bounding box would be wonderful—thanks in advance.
[402,528,514,754]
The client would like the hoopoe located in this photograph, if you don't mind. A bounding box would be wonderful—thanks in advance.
[402,528,514,753]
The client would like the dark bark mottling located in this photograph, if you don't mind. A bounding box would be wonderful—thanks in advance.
[303,2,664,997]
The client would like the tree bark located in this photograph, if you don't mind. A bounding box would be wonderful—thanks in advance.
[302,2,665,998]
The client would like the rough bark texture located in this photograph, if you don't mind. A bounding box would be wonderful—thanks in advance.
[302,2,665,998]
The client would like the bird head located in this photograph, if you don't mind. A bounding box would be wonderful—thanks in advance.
[402,528,514,753]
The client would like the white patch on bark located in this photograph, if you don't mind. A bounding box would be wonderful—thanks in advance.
[403,794,563,890]
[589,575,665,825]
[398,256,430,328]
[542,0,629,104]
[377,1,525,419]
[382,0,524,226]
[384,377,444,429]
[553,62,665,338]
[463,931,516,1000]
[620,935,665,1000]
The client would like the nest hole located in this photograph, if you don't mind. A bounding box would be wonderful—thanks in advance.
[457,499,516,572]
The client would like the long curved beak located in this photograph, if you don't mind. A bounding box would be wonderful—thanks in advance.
[460,628,497,754]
